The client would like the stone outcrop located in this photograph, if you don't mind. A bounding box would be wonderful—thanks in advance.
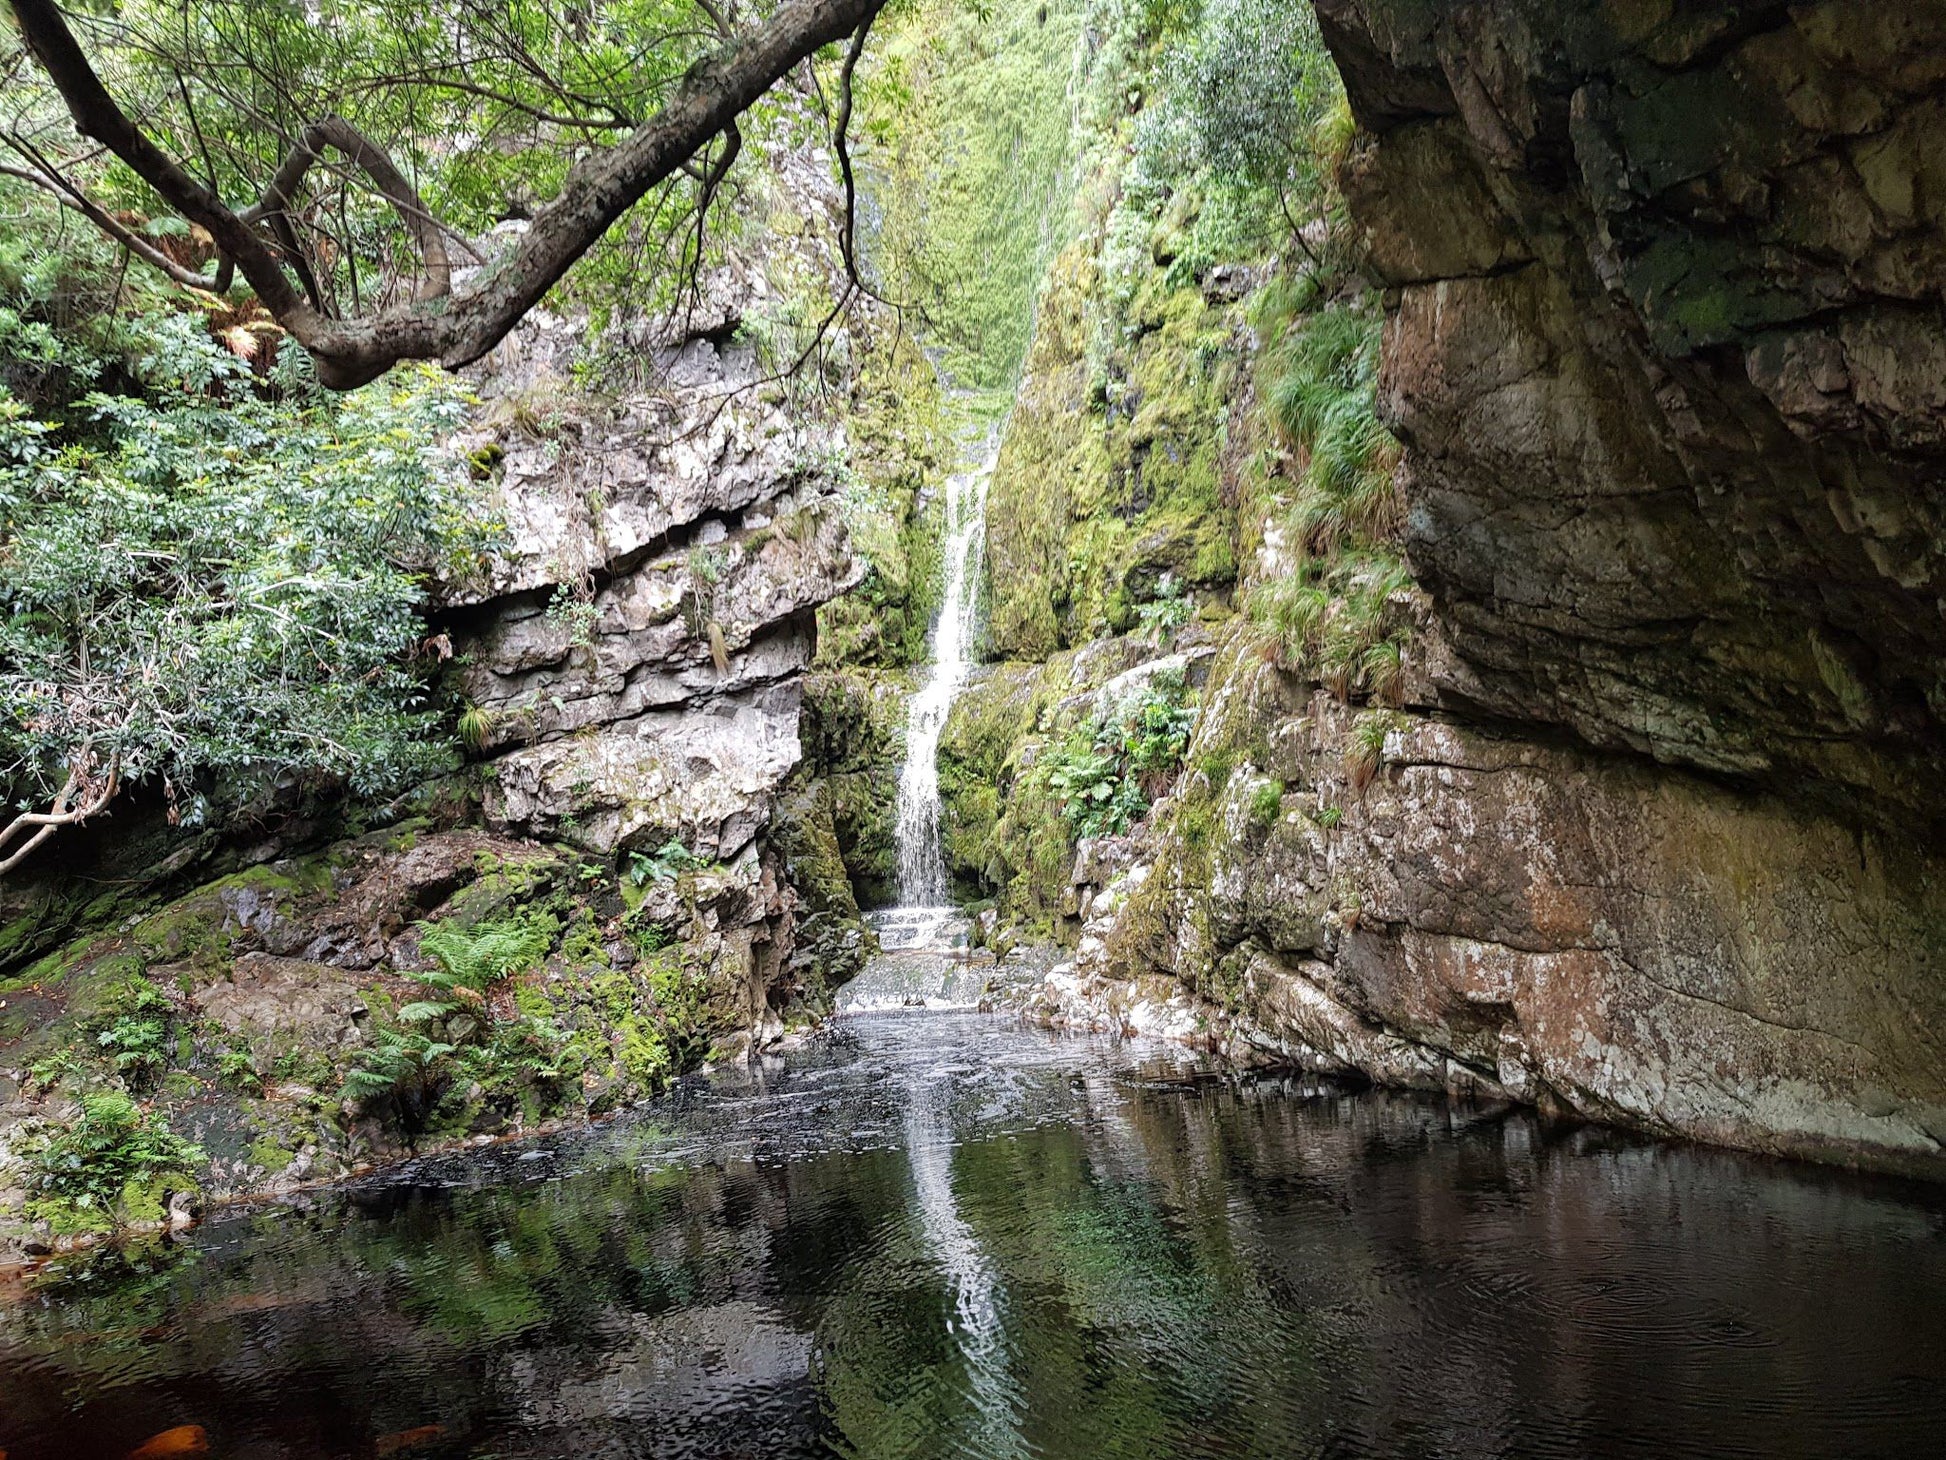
[445,358,860,870]
[1026,0,1946,1180]
[1319,0,1946,828]
[1047,635,1946,1176]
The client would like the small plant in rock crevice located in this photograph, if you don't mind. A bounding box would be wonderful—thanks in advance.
[1246,780,1285,830]
[626,839,709,887]
[1039,671,1197,841]
[24,1091,203,1231]
[1346,710,1407,793]
[1135,572,1192,646]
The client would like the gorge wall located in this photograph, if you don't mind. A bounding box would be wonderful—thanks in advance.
[0,125,944,1249]
[976,0,1946,1179]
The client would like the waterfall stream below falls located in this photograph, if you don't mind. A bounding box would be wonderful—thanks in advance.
[880,425,999,955]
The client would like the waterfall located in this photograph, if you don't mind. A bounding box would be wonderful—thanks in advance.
[882,428,997,948]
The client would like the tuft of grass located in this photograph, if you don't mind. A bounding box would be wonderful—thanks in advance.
[457,701,493,752]
[1262,305,1402,555]
[1247,550,1411,699]
[1346,709,1407,793]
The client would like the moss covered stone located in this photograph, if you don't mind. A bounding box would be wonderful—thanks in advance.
[983,222,1247,661]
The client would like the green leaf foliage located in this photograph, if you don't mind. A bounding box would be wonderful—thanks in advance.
[26,1090,203,1217]
[1038,668,1195,841]
[0,318,491,831]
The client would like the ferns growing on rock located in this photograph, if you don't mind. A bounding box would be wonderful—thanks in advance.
[415,918,553,996]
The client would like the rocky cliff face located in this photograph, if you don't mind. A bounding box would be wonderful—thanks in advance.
[441,294,866,1029]
[1321,0,1946,824]
[1013,0,1946,1179]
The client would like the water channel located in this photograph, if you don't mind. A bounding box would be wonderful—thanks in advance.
[2,1009,1943,1459]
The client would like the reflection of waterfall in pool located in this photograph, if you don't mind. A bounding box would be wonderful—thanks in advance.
[904,1069,1028,1456]
[882,427,998,954]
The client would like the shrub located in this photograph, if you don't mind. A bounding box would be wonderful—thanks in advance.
[26,1091,203,1227]
[347,915,555,1133]
[341,1027,457,1135]
[0,320,492,869]
[415,916,553,998]
[1040,672,1197,841]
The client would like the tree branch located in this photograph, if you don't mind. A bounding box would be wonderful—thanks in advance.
[243,115,451,304]
[10,0,890,389]
[830,11,899,311]
[0,752,120,877]
[0,134,216,290]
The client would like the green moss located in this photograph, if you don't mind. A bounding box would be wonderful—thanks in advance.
[983,219,1246,658]
[799,669,910,908]
[247,1138,296,1173]
[866,0,1087,389]
[436,854,564,928]
[122,862,316,969]
[814,329,954,670]
[938,661,1059,898]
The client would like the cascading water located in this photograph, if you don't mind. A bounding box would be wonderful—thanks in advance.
[874,427,998,954]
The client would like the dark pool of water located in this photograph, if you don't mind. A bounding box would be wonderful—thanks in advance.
[2,1012,1943,1460]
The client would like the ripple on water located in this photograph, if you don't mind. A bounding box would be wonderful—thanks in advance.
[0,1012,1943,1460]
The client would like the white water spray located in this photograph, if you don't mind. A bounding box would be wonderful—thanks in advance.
[881,428,998,950]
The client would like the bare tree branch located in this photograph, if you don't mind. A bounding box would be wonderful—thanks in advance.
[10,0,890,389]
[0,751,120,876]
[243,114,451,304]
[831,12,902,312]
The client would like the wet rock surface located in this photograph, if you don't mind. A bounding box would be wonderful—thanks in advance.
[1320,0,1946,826]
[1023,0,1946,1179]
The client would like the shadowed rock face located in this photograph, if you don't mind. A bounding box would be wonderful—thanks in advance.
[1037,1,1946,1178]
[1319,0,1946,828]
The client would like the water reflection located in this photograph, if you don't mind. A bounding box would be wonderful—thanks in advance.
[1,1013,1942,1459]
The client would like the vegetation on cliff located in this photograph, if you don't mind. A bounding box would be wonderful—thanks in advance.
[934,0,1410,949]
[0,292,489,871]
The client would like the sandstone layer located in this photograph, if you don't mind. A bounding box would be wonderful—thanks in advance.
[1030,0,1946,1179]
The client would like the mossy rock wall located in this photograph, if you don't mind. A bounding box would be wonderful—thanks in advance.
[798,668,912,911]
[984,214,1248,661]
